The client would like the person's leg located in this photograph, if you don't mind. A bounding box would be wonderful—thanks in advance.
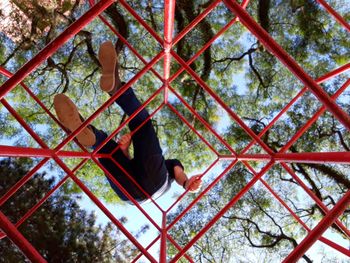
[98,41,167,196]
[91,126,146,201]
[115,87,162,160]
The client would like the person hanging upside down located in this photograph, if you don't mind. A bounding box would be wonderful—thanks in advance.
[53,41,202,204]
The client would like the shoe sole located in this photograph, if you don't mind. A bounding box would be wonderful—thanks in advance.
[53,94,96,146]
[98,41,117,93]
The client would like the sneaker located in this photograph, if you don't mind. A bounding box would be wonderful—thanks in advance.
[98,40,117,93]
[53,94,96,146]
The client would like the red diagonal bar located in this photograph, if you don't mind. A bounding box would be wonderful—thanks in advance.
[170,50,275,155]
[166,158,220,214]
[223,0,350,131]
[169,0,251,83]
[0,0,114,100]
[283,189,350,262]
[241,63,350,155]
[172,0,222,46]
[281,77,350,153]
[0,212,47,262]
[243,161,350,256]
[160,212,167,262]
[0,66,90,152]
[316,0,350,32]
[168,85,236,154]
[167,104,220,156]
[0,159,87,240]
[170,161,275,262]
[118,0,163,44]
[51,156,157,262]
[282,162,350,238]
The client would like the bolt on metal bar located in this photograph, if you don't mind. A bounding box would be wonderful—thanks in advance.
[0,212,47,262]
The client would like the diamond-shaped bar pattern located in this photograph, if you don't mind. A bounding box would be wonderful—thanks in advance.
[0,0,349,262]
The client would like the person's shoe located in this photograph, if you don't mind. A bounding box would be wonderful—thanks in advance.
[53,94,96,146]
[98,40,117,93]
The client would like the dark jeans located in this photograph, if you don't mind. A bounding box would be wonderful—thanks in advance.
[91,88,167,202]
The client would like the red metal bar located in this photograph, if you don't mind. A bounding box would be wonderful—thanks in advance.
[281,77,350,153]
[52,156,157,262]
[166,158,219,214]
[0,145,107,158]
[316,0,350,32]
[241,63,350,155]
[167,159,236,230]
[0,212,47,262]
[281,162,350,238]
[167,104,220,156]
[160,212,167,263]
[234,152,350,164]
[163,0,176,83]
[169,0,251,83]
[168,85,236,155]
[170,161,275,262]
[223,0,350,131]
[242,162,350,256]
[118,0,163,44]
[0,159,88,239]
[0,0,114,100]
[171,51,275,155]
[283,189,350,262]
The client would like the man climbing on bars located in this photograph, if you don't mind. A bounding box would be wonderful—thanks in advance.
[53,41,202,204]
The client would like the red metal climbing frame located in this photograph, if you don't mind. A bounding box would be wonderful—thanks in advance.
[0,0,349,262]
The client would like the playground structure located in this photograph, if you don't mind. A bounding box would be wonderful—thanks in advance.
[0,0,350,262]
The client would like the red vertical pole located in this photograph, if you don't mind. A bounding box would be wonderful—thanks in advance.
[160,212,167,263]
[0,0,114,100]
[223,0,350,131]
[0,212,47,262]
[283,189,350,262]
[163,0,176,103]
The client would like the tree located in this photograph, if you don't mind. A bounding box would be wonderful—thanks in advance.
[0,158,139,262]
[0,0,349,261]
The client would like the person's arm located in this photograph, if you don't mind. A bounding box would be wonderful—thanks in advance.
[174,166,202,193]
[119,133,132,159]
